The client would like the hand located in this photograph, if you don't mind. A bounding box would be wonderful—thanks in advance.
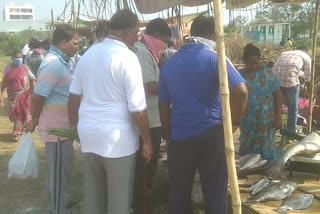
[142,141,153,163]
[0,101,4,108]
[25,120,38,133]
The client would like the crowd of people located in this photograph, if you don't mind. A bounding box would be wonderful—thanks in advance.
[0,8,313,214]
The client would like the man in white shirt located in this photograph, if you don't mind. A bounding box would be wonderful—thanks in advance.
[68,10,153,214]
[133,18,171,214]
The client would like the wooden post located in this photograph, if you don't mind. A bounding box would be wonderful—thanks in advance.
[51,9,54,31]
[213,0,242,214]
[308,0,320,133]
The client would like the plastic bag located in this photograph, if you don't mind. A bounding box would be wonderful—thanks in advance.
[8,132,39,179]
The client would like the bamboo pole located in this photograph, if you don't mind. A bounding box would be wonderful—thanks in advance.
[213,0,242,214]
[307,0,320,133]
[51,9,54,31]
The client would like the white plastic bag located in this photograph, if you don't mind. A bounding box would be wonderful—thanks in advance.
[8,132,39,179]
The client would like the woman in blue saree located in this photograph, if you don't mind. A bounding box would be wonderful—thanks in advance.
[239,44,283,163]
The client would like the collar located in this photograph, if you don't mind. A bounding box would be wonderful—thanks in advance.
[104,35,128,49]
[180,43,207,51]
[49,45,71,64]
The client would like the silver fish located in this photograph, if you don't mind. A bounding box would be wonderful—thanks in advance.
[248,177,270,195]
[247,181,297,203]
[240,154,261,170]
[269,131,320,178]
[248,159,267,169]
[236,153,257,167]
[276,194,314,214]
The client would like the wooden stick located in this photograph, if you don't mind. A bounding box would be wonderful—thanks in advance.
[51,9,54,31]
[308,0,320,133]
[213,0,242,214]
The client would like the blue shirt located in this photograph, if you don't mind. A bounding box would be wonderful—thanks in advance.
[159,43,244,140]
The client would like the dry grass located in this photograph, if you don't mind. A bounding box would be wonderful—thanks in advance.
[224,35,290,65]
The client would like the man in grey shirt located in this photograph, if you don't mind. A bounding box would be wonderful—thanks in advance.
[133,18,171,214]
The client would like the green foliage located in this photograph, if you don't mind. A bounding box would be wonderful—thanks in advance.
[225,16,247,35]
[252,0,317,41]
[0,30,51,56]
[293,38,313,49]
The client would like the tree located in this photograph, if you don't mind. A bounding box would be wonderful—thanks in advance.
[252,1,317,39]
[225,16,248,35]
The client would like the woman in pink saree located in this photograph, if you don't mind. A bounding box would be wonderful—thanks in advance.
[1,52,36,141]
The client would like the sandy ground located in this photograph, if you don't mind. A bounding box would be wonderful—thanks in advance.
[0,92,172,214]
[0,99,85,213]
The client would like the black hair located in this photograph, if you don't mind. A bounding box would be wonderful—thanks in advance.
[109,9,138,31]
[12,51,22,58]
[52,25,78,46]
[145,18,171,37]
[42,39,51,50]
[167,40,174,48]
[29,37,40,49]
[243,44,260,62]
[96,20,109,39]
[190,16,214,37]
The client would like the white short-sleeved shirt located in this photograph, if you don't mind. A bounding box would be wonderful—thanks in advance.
[21,44,30,56]
[69,38,147,158]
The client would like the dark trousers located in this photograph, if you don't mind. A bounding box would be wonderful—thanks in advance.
[168,125,228,214]
[134,127,162,214]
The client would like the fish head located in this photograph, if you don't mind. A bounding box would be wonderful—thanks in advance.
[303,194,314,201]
[284,181,297,195]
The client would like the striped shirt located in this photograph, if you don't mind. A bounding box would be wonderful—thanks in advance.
[34,46,72,143]
[273,50,311,88]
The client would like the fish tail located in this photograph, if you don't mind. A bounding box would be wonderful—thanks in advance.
[267,166,282,178]
[243,200,255,206]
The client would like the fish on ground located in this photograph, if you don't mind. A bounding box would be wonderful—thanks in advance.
[268,131,320,178]
[239,154,261,171]
[248,159,267,169]
[248,177,270,195]
[247,181,297,203]
[276,194,314,214]
[236,153,258,168]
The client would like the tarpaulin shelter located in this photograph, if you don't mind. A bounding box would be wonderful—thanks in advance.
[134,0,308,13]
[133,0,319,214]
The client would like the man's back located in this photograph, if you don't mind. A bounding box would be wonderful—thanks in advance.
[273,50,311,87]
[70,38,147,158]
[159,43,243,140]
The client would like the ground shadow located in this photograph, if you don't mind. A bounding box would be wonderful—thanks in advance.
[0,133,13,143]
[0,99,9,117]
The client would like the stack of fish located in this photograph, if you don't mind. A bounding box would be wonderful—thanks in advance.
[247,179,296,203]
[245,177,314,212]
[236,153,268,171]
[268,131,320,178]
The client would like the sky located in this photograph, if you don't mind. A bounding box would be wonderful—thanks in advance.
[1,0,67,21]
[0,0,221,21]
[0,0,246,25]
